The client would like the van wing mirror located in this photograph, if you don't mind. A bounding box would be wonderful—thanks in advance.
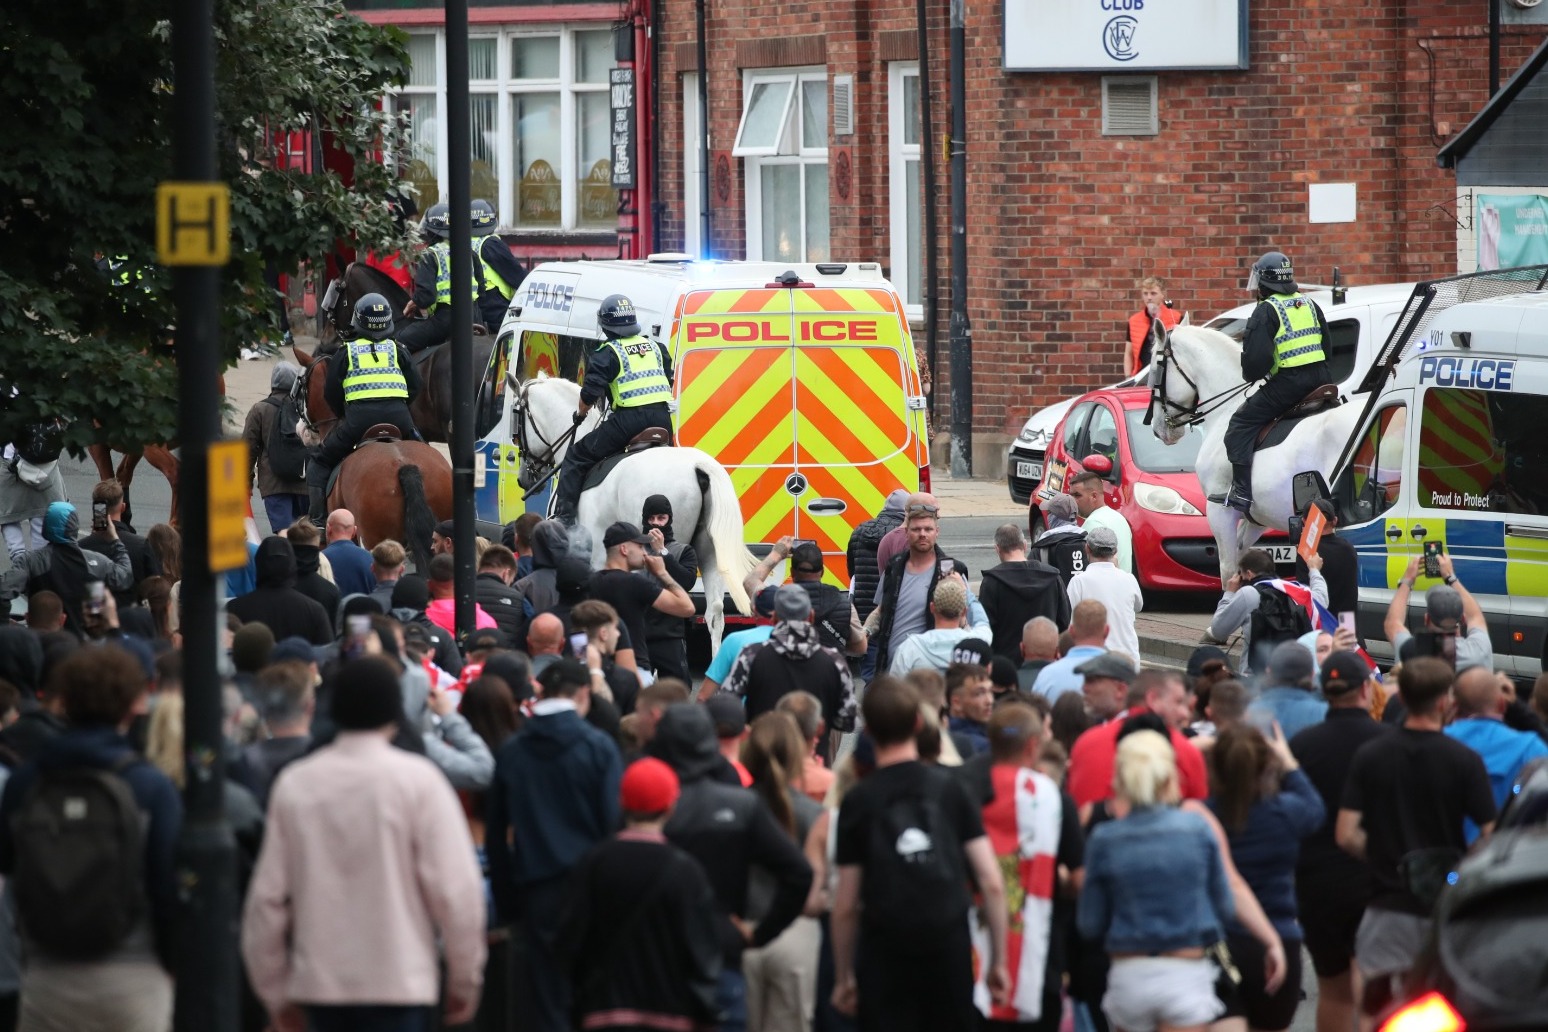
[1288,470,1333,544]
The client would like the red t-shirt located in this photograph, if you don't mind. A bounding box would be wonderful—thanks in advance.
[1067,706,1208,807]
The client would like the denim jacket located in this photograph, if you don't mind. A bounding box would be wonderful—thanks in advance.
[1077,805,1234,954]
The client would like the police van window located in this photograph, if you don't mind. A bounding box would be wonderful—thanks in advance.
[1418,388,1543,515]
[1323,318,1359,384]
[1086,404,1119,473]
[473,335,512,439]
[1334,403,1405,525]
[1203,315,1247,342]
[1062,402,1094,460]
[515,330,592,383]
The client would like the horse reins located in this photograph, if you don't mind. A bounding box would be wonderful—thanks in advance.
[512,378,588,500]
[1144,336,1255,430]
[292,361,340,437]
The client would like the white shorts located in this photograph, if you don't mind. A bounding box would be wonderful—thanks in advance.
[1102,956,1223,1032]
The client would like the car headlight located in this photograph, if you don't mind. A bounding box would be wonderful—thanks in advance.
[1016,425,1040,445]
[1133,482,1203,516]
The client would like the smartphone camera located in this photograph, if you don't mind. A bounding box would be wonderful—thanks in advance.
[1423,541,1444,580]
[91,501,109,533]
[569,632,589,660]
[345,614,372,659]
[938,558,955,578]
[86,581,106,617]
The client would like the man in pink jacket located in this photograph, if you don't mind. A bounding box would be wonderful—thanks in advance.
[425,552,499,637]
[242,656,487,1032]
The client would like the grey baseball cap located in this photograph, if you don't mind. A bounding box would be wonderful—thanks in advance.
[1043,493,1078,522]
[1086,527,1119,554]
[774,583,813,622]
[1074,651,1136,683]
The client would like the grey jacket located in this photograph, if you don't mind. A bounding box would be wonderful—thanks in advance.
[0,539,133,600]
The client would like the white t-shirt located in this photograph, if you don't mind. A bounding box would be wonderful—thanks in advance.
[1066,562,1144,663]
[1080,506,1134,574]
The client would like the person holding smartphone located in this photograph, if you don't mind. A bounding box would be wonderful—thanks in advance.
[0,501,133,638]
[1382,553,1493,672]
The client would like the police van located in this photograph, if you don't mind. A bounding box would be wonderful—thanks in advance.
[1316,267,1548,675]
[471,256,929,586]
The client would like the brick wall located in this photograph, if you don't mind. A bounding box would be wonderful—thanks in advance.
[655,0,1545,438]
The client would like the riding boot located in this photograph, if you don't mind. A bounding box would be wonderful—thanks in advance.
[1226,463,1253,513]
[307,484,329,528]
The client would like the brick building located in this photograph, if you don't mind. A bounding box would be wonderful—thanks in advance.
[653,0,1548,473]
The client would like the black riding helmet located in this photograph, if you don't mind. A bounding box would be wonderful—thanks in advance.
[597,293,640,338]
[472,198,497,235]
[1248,250,1296,296]
[420,201,451,242]
[352,292,395,341]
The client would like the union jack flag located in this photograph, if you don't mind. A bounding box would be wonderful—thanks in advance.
[1261,577,1377,670]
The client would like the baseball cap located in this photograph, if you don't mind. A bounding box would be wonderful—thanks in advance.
[705,694,748,738]
[433,519,455,540]
[270,636,317,666]
[463,628,506,653]
[602,521,653,550]
[988,655,1019,691]
[1321,650,1372,696]
[950,637,993,668]
[1425,585,1464,627]
[620,757,680,814]
[1086,527,1119,553]
[753,585,778,617]
[1185,644,1232,679]
[790,541,824,574]
[1266,639,1316,686]
[1042,493,1078,522]
[774,583,813,622]
[1075,652,1136,683]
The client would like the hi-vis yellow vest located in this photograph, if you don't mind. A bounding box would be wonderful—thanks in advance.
[1266,293,1326,374]
[604,335,672,408]
[342,338,410,402]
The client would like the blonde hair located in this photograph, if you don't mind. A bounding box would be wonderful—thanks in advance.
[1114,729,1178,807]
[1139,276,1166,292]
[146,692,186,790]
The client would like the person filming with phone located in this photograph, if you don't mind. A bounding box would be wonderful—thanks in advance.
[0,501,132,638]
[1383,551,1491,672]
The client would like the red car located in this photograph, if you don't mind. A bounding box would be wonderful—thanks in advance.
[1027,387,1293,592]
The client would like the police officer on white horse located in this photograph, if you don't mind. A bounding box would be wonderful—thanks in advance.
[551,294,674,525]
[307,293,422,525]
[1223,251,1332,513]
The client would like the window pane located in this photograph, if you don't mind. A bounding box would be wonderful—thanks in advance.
[801,80,827,150]
[1418,389,1539,513]
[903,73,920,146]
[1086,405,1118,469]
[1336,404,1405,524]
[804,163,830,262]
[577,92,616,229]
[512,36,560,80]
[576,30,614,84]
[513,93,561,227]
[469,38,496,80]
[904,157,921,305]
[406,34,437,88]
[761,164,802,262]
[471,94,499,217]
[738,80,793,151]
[401,94,439,208]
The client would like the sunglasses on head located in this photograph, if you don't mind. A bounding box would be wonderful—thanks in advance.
[906,503,940,516]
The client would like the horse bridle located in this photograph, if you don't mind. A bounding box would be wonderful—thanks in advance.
[510,377,591,499]
[1144,330,1254,430]
[291,361,340,437]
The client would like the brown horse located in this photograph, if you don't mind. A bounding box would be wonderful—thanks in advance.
[292,347,451,571]
[317,262,495,444]
[87,371,227,528]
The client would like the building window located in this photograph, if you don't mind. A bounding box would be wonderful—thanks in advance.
[734,68,828,262]
[888,62,922,312]
[388,27,618,233]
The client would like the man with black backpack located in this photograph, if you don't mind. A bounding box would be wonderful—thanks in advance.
[1209,546,1326,675]
[242,361,310,534]
[0,645,182,1032]
[830,676,1010,1030]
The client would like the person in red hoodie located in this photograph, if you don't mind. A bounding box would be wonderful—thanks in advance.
[1126,276,1184,377]
[424,553,498,637]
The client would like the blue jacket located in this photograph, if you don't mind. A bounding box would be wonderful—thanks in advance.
[1030,645,1106,703]
[1246,686,1328,741]
[0,725,183,968]
[1446,717,1548,842]
[486,705,620,911]
[948,716,989,756]
[322,540,377,598]
[1078,805,1233,954]
[1207,768,1325,940]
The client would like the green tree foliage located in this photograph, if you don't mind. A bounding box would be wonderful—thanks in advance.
[0,0,410,453]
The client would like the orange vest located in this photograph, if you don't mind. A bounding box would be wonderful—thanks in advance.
[1127,305,1183,376]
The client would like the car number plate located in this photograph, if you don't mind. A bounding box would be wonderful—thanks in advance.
[1268,545,1296,564]
[1016,461,1042,480]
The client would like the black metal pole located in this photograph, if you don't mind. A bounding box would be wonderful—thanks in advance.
[170,0,238,1027]
[947,0,972,476]
[695,0,712,258]
[447,0,476,639]
[916,0,938,424]
[1489,0,1501,96]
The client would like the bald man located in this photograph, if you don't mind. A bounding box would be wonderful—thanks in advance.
[322,508,376,597]
[875,491,938,573]
[1018,616,1061,692]
[1446,665,1548,841]
[526,612,565,658]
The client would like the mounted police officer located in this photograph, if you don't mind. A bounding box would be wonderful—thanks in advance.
[1223,251,1332,513]
[551,294,674,525]
[471,198,526,332]
[396,201,478,354]
[307,293,422,525]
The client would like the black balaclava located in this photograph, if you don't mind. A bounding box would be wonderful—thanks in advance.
[641,494,674,544]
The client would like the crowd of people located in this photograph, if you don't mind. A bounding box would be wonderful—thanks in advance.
[0,475,1544,1032]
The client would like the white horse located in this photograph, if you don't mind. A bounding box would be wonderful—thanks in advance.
[1148,325,1362,585]
[510,373,759,649]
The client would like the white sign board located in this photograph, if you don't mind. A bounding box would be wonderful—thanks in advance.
[1005,0,1247,72]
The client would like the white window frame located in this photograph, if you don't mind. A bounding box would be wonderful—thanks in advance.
[740,67,828,263]
[387,26,617,232]
[683,73,703,258]
[888,62,922,317]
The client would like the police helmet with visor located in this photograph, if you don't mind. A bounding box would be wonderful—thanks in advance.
[420,202,451,242]
[598,294,640,338]
[1247,251,1297,295]
[352,293,395,341]
[472,198,497,235]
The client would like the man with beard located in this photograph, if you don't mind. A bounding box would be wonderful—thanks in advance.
[640,495,699,682]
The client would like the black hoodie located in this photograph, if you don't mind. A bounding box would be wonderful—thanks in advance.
[227,538,333,645]
[649,705,813,967]
[290,542,341,621]
[978,556,1071,662]
[514,520,569,616]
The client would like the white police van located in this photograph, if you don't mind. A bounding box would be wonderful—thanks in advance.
[1318,267,1548,675]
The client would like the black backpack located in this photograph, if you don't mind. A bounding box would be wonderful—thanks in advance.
[14,419,65,467]
[862,782,968,939]
[1250,583,1313,663]
[264,396,310,480]
[10,755,148,960]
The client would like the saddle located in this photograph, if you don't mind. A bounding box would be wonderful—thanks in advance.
[1255,384,1343,447]
[581,430,676,492]
[359,423,404,444]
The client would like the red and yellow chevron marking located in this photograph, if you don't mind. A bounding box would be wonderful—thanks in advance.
[1417,388,1503,505]
[520,330,560,380]
[682,288,786,316]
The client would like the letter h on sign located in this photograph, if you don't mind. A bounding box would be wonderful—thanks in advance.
[156,182,231,266]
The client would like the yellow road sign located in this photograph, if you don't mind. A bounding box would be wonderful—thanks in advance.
[208,440,250,572]
[156,182,230,266]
